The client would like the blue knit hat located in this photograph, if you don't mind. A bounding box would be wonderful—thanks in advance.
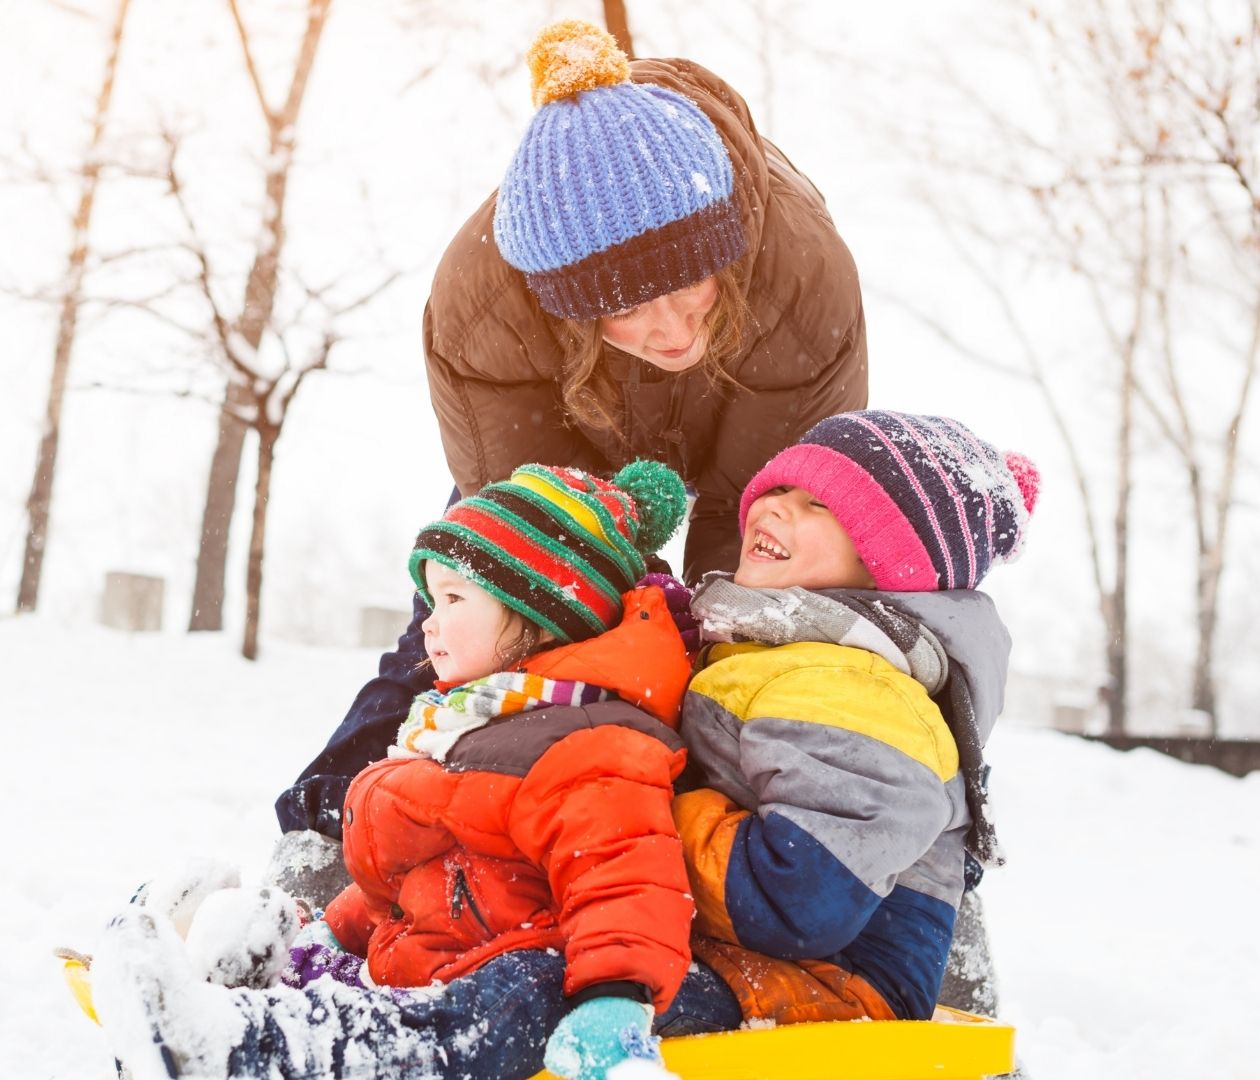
[493,21,747,321]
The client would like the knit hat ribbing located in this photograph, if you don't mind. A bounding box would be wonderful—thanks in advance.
[740,411,1039,591]
[493,20,747,321]
[411,461,686,643]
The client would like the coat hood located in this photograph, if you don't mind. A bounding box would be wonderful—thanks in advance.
[870,590,1010,745]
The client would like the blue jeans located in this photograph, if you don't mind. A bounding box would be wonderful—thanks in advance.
[392,950,739,1075]
[243,949,742,1079]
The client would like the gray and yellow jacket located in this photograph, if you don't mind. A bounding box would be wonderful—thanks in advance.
[674,578,1009,1022]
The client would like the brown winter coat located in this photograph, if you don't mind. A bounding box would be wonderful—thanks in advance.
[423,57,867,583]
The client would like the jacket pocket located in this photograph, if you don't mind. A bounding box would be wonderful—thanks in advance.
[449,863,492,936]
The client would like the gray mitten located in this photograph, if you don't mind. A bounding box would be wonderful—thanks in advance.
[262,829,351,910]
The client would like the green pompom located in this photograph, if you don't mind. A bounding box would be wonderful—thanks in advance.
[612,459,687,553]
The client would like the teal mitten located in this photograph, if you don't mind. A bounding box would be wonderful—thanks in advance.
[544,996,661,1080]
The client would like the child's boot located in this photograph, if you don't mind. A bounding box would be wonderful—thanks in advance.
[92,907,443,1079]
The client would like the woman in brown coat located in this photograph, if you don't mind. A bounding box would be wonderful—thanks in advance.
[275,17,866,873]
[426,22,866,583]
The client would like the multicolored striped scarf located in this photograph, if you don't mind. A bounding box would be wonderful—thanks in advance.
[391,671,612,762]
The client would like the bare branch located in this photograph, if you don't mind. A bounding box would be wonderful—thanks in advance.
[278,0,334,131]
[226,0,275,127]
[159,131,254,385]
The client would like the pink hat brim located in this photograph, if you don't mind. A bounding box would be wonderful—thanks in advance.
[740,445,941,591]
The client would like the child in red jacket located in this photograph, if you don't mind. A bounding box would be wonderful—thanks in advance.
[92,462,742,1080]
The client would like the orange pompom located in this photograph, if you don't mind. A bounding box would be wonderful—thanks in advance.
[526,20,631,108]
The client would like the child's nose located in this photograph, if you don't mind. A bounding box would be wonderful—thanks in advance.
[762,491,789,514]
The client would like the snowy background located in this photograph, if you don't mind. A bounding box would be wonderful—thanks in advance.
[3,0,1258,1077]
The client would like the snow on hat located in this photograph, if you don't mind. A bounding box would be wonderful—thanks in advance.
[411,460,687,642]
[492,20,747,321]
[740,411,1040,591]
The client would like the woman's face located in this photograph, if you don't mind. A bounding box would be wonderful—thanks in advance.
[600,277,719,372]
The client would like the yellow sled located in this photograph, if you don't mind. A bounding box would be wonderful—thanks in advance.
[531,1007,1014,1080]
[56,948,100,1024]
[60,949,1013,1079]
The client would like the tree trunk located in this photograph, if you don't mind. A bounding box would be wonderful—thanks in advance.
[16,0,131,613]
[602,0,634,58]
[242,422,278,661]
[1107,381,1131,737]
[1191,564,1218,732]
[187,0,331,631]
[1101,592,1126,736]
[188,381,250,629]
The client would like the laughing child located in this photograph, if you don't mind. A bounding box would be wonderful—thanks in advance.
[674,410,1039,1026]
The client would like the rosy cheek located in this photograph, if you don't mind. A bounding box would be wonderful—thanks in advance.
[601,321,634,348]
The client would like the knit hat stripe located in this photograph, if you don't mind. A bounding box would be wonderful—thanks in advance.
[523,196,745,320]
[940,415,1023,564]
[514,468,644,582]
[882,413,981,589]
[452,496,626,608]
[444,502,623,617]
[487,487,633,597]
[938,416,997,585]
[551,466,639,553]
[511,470,615,549]
[848,413,962,589]
[413,528,610,642]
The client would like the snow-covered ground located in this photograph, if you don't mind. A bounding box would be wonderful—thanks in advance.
[3,616,1257,1078]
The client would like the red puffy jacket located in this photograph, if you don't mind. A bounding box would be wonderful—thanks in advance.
[323,586,695,1012]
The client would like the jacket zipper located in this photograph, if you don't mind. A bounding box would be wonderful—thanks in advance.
[662,375,688,472]
[623,358,639,459]
[451,867,491,934]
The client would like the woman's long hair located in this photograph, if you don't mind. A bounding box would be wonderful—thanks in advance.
[555,261,751,439]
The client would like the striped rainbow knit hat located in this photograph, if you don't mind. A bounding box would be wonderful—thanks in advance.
[492,20,746,320]
[410,460,686,642]
[740,411,1040,591]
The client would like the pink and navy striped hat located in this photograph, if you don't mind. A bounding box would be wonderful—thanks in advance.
[739,411,1040,591]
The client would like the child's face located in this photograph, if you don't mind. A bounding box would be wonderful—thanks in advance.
[421,563,518,685]
[735,485,876,591]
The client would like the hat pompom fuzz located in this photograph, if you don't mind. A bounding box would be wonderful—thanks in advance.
[1004,451,1041,516]
[613,459,688,554]
[527,20,631,107]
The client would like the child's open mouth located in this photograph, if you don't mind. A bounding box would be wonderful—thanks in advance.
[751,530,790,560]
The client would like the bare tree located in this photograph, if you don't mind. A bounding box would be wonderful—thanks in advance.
[188,0,333,632]
[894,0,1260,734]
[161,128,398,660]
[15,0,132,613]
[1128,8,1260,733]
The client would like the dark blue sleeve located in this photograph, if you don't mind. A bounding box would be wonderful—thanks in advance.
[274,590,435,838]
